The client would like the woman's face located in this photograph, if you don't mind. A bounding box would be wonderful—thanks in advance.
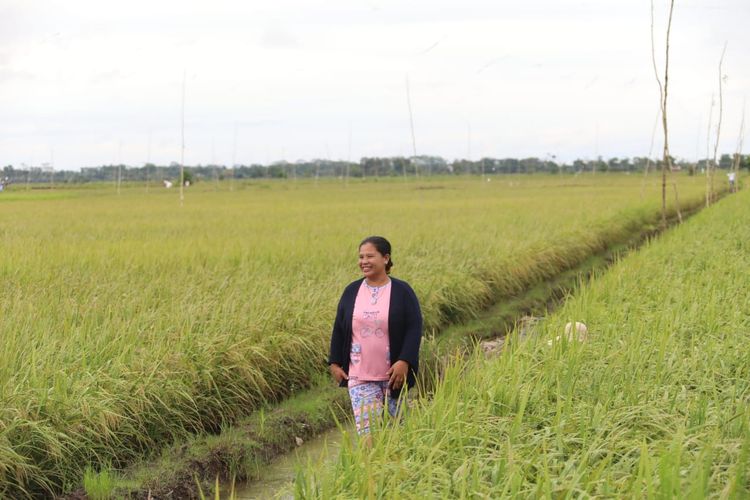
[358,242,389,280]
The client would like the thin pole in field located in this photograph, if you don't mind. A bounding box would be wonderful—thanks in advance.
[650,0,678,226]
[594,122,599,175]
[345,122,351,186]
[732,99,745,191]
[402,157,407,180]
[117,141,122,195]
[694,117,701,178]
[49,146,55,188]
[292,159,297,181]
[705,96,714,204]
[405,74,419,177]
[27,150,36,188]
[231,122,237,192]
[211,136,218,190]
[146,131,152,193]
[709,42,727,206]
[663,0,681,223]
[180,70,186,206]
[640,106,661,200]
[468,120,478,180]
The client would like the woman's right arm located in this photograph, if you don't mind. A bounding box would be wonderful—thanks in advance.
[328,293,349,383]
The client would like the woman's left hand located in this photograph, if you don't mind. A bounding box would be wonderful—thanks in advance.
[387,360,409,390]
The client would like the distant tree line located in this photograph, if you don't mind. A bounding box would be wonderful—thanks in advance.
[2,154,748,185]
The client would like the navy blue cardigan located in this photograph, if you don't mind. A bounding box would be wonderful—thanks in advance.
[328,277,423,398]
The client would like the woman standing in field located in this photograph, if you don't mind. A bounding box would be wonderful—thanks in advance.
[328,236,422,435]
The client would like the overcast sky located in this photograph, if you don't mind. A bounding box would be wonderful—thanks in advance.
[1,0,748,170]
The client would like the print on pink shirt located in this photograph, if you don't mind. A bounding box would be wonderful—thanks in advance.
[349,280,392,385]
[350,343,361,364]
[361,310,385,338]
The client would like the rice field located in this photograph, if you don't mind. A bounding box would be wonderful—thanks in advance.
[294,186,750,498]
[0,174,714,495]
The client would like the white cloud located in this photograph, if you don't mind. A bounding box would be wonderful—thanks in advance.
[260,21,302,48]
[0,0,748,169]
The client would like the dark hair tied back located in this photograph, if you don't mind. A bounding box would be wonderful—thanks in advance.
[359,235,394,274]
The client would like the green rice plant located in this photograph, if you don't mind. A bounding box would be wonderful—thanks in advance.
[82,466,115,500]
[0,175,711,495]
[296,188,750,497]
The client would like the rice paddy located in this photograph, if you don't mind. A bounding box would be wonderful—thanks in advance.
[0,174,722,495]
[295,185,750,498]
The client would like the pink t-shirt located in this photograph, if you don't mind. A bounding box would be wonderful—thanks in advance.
[348,280,391,387]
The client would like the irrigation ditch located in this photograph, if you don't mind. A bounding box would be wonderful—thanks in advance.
[70,190,729,500]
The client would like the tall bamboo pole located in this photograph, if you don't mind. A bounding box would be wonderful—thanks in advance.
[406,74,418,178]
[50,147,55,189]
[231,122,237,192]
[650,0,677,227]
[180,70,186,206]
[593,122,599,175]
[146,131,152,193]
[117,141,122,195]
[705,96,714,206]
[731,101,745,192]
[709,43,727,205]
[346,122,352,186]
[211,137,218,191]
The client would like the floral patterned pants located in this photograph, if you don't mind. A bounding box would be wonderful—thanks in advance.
[348,381,400,434]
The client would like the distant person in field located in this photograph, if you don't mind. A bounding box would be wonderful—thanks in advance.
[727,171,737,192]
[328,236,422,436]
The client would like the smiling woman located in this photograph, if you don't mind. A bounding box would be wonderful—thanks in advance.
[328,236,423,436]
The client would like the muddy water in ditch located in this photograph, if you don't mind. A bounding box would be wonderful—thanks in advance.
[234,426,350,499]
